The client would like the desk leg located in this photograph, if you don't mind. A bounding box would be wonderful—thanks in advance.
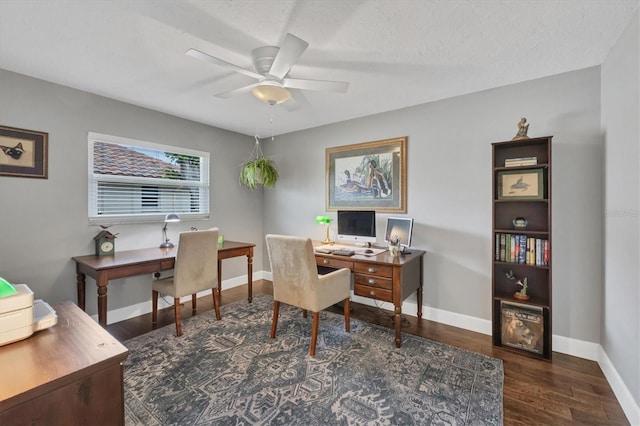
[417,286,423,319]
[76,271,86,311]
[217,259,222,303]
[247,253,253,303]
[394,304,402,348]
[96,273,109,327]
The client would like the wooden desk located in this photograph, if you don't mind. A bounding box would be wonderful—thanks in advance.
[0,301,129,425]
[315,248,426,348]
[72,240,255,326]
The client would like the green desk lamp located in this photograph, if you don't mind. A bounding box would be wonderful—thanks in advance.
[315,215,333,244]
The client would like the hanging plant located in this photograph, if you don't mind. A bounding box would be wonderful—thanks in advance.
[240,136,279,190]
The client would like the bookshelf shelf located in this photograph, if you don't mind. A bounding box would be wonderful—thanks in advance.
[492,136,553,360]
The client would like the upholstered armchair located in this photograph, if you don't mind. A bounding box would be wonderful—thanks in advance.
[265,234,351,356]
[152,228,220,336]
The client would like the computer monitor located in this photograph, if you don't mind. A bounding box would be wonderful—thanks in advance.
[336,210,376,244]
[384,217,414,247]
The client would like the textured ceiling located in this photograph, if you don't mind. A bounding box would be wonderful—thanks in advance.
[0,0,637,137]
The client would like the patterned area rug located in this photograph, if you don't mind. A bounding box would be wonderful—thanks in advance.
[124,294,503,425]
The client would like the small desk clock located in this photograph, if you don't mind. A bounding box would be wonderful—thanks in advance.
[94,230,116,256]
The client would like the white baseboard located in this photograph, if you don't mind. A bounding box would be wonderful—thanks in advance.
[96,271,267,325]
[598,347,640,425]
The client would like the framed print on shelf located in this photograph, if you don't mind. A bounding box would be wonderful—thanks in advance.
[497,168,543,200]
[326,136,406,212]
[0,125,48,179]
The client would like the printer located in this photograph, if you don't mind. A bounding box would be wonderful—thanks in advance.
[0,278,58,346]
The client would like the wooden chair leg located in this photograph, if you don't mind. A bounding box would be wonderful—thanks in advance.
[302,309,307,318]
[174,297,182,337]
[270,300,280,338]
[310,312,320,357]
[343,298,351,333]
[191,293,197,312]
[152,290,159,324]
[212,288,221,320]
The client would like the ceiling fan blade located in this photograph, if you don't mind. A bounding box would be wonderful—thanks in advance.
[268,33,309,80]
[215,83,260,99]
[282,89,309,112]
[186,48,262,80]
[283,78,349,93]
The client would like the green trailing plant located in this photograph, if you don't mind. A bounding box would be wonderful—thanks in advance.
[239,137,279,190]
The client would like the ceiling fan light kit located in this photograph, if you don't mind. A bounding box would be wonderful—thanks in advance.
[252,83,291,105]
[186,33,349,106]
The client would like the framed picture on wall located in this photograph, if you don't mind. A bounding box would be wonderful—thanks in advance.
[497,168,543,200]
[326,136,407,212]
[0,125,48,179]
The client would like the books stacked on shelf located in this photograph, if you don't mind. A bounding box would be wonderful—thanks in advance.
[504,156,537,167]
[495,233,549,265]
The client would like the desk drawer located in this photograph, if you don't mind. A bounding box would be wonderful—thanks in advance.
[354,273,392,290]
[316,256,353,270]
[354,262,393,278]
[354,284,393,303]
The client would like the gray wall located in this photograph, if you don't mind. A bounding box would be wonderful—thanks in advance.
[0,69,264,317]
[264,67,603,342]
[602,11,640,409]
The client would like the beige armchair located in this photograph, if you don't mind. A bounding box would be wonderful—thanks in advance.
[265,234,351,356]
[152,228,220,336]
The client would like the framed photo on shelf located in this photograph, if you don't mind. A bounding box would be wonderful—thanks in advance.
[0,125,48,179]
[497,168,543,200]
[326,136,407,212]
[500,301,544,355]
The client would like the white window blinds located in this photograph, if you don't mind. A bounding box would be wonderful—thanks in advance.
[88,132,210,224]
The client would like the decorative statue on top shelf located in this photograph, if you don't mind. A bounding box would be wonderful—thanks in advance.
[506,269,529,301]
[512,117,530,140]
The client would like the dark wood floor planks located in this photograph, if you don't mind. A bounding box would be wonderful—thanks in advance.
[107,280,630,425]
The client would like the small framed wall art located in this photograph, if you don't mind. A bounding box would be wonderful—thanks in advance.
[497,168,543,200]
[0,125,48,179]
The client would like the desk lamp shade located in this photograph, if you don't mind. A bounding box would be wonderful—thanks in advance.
[0,277,17,298]
[315,215,332,244]
[160,214,181,248]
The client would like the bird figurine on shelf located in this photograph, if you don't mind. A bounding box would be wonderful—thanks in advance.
[512,117,530,140]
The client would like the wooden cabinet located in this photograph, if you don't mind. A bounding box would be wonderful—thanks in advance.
[0,301,129,425]
[491,136,552,359]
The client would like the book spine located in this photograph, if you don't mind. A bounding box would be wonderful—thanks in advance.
[519,235,526,264]
[505,234,511,262]
[500,234,506,261]
[544,240,549,265]
[510,235,516,263]
[495,233,500,260]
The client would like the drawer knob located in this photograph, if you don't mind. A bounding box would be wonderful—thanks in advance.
[323,259,329,264]
[368,279,376,285]
[369,290,376,296]
[368,268,376,273]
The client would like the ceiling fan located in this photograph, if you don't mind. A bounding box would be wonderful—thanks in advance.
[186,33,349,106]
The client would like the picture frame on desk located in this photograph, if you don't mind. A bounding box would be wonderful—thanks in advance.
[326,136,407,212]
[497,168,543,200]
[0,125,48,179]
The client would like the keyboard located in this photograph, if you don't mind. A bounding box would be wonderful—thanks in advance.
[332,249,355,256]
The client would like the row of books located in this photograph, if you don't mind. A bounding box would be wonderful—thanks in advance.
[495,233,549,265]
[504,156,537,167]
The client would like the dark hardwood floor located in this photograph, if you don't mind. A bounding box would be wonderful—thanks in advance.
[107,280,629,425]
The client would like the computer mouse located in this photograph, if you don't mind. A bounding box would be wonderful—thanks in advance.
[364,249,374,254]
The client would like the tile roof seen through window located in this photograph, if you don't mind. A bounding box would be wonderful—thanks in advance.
[94,142,179,178]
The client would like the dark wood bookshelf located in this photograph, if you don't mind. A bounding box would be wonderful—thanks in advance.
[492,136,553,360]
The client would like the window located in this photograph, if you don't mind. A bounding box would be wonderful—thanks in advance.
[88,132,210,224]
